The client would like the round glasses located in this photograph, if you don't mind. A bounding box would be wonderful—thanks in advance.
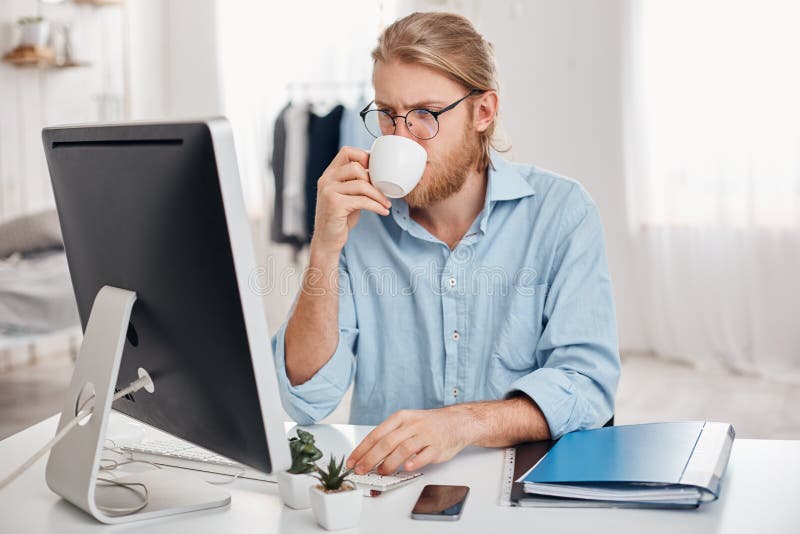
[360,89,482,141]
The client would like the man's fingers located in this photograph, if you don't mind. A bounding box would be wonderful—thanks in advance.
[332,180,391,209]
[377,435,428,475]
[325,146,369,174]
[343,195,390,217]
[347,411,410,470]
[353,425,416,475]
[404,445,437,472]
[323,160,371,185]
[347,414,402,467]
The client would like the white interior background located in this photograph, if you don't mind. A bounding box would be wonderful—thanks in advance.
[1,0,799,389]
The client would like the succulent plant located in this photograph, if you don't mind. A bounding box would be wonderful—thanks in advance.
[313,455,355,492]
[287,428,323,474]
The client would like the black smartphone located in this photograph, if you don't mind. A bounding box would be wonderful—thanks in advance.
[410,484,470,521]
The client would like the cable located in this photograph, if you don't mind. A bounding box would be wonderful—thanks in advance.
[113,374,154,401]
[102,437,244,486]
[204,467,246,486]
[91,438,165,516]
[94,476,150,516]
[0,403,92,491]
[0,373,155,493]
[0,370,238,517]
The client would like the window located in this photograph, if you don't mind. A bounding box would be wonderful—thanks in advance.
[624,0,800,229]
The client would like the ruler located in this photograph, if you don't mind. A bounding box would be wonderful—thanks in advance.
[499,446,516,506]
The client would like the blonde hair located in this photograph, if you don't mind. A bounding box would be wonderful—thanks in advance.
[372,12,503,172]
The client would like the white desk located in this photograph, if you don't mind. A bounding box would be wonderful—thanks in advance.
[1,414,798,534]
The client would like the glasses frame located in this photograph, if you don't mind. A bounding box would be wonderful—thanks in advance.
[359,88,484,140]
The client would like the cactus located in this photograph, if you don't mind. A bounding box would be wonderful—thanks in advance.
[313,455,355,492]
[287,428,323,474]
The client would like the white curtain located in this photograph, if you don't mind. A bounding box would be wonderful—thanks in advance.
[623,0,800,382]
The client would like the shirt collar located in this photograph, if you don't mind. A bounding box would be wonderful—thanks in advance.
[474,152,535,235]
[486,151,536,203]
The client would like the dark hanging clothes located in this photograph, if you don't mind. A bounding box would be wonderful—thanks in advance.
[270,103,303,248]
[305,105,344,240]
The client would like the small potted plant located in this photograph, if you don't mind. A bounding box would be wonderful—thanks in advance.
[309,455,362,531]
[277,428,323,509]
[18,16,50,48]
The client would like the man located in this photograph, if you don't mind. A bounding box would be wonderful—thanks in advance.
[271,12,620,476]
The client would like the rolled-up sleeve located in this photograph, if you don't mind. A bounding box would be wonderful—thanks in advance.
[271,253,358,425]
[506,186,620,439]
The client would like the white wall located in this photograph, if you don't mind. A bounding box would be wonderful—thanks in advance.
[406,0,647,351]
[126,0,221,121]
[125,0,168,119]
[0,0,222,221]
[0,0,125,222]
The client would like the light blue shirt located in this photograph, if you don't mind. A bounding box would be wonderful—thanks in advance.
[271,153,620,438]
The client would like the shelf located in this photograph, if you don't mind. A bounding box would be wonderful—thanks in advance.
[72,0,124,5]
[1,46,90,69]
[2,60,92,69]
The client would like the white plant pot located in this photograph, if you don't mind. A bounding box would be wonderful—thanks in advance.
[309,484,363,531]
[19,21,50,47]
[276,470,317,510]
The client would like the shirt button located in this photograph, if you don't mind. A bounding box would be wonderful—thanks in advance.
[452,330,460,341]
[448,278,456,288]
[452,387,460,397]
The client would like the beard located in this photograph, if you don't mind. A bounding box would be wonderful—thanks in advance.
[404,127,481,209]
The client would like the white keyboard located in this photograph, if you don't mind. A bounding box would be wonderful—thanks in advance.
[119,438,423,493]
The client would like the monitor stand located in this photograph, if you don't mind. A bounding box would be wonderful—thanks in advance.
[45,285,231,524]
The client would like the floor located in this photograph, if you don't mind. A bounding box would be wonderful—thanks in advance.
[614,354,800,439]
[1,352,798,441]
[0,354,74,441]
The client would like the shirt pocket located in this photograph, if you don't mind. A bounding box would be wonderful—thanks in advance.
[487,283,548,397]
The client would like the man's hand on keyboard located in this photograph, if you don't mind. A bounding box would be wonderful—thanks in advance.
[345,405,478,476]
[346,397,551,476]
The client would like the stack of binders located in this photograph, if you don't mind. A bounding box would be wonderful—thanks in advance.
[511,421,735,509]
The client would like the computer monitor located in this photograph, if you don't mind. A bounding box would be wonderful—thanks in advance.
[40,119,291,523]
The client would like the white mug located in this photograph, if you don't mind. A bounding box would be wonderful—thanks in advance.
[368,135,427,198]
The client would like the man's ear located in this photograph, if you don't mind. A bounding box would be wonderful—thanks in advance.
[473,90,499,133]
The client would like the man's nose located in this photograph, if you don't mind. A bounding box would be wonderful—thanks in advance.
[393,118,417,141]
